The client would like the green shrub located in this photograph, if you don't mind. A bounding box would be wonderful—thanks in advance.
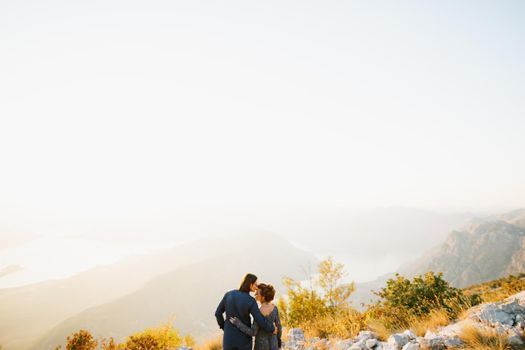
[365,272,481,333]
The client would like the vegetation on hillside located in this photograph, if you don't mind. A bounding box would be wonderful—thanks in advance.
[364,271,481,336]
[463,273,525,302]
[56,259,525,349]
[55,322,194,350]
[278,258,493,341]
[277,257,364,338]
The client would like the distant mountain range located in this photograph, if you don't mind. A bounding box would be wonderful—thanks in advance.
[0,233,316,350]
[349,209,525,308]
[2,208,525,350]
[398,208,525,287]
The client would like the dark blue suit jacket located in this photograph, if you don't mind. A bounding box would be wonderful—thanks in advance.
[215,290,275,350]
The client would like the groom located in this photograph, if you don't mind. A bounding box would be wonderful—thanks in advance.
[215,273,275,350]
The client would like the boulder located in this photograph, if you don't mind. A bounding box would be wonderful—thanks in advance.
[402,330,416,340]
[365,339,377,349]
[422,332,445,350]
[507,328,524,346]
[286,328,305,350]
[387,333,408,349]
[401,343,419,350]
[475,303,514,326]
[334,339,354,349]
[501,299,525,315]
[358,331,377,341]
[443,336,462,348]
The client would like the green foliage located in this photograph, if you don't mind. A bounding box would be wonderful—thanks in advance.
[65,330,98,350]
[279,257,358,337]
[377,272,474,317]
[365,272,481,332]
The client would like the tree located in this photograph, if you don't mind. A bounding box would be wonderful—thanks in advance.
[318,258,355,310]
[278,257,359,337]
[65,330,98,350]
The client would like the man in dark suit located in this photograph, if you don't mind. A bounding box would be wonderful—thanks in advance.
[215,273,275,350]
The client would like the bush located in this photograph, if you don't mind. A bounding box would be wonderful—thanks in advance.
[65,330,98,350]
[365,272,481,334]
[123,333,160,350]
[59,321,192,350]
[123,322,182,350]
[278,257,359,338]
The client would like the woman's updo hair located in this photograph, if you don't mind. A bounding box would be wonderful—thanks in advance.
[257,283,276,302]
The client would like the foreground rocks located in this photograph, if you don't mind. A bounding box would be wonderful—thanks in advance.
[284,291,525,350]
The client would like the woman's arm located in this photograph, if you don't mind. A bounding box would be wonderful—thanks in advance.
[275,307,283,347]
[229,317,258,336]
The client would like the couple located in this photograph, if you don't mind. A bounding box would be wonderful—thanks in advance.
[215,273,283,350]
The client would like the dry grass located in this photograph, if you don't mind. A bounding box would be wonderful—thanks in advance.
[297,308,364,340]
[367,309,451,340]
[196,335,222,350]
[459,325,509,350]
[409,309,450,337]
[366,319,391,341]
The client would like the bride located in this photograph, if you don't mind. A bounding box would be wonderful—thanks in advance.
[229,283,282,350]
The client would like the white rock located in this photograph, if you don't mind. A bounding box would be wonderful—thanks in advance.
[358,331,377,341]
[507,328,524,345]
[287,328,305,341]
[508,334,524,346]
[443,336,462,348]
[402,330,416,340]
[349,344,364,350]
[334,339,353,349]
[365,339,377,349]
[387,334,408,349]
[501,299,525,315]
[475,304,514,326]
[374,342,393,350]
[401,342,419,350]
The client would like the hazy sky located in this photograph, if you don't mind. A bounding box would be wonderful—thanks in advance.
[1,0,525,224]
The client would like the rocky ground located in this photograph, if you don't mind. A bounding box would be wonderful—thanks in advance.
[283,291,525,350]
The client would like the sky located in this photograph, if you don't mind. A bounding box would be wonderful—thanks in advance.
[1,1,525,284]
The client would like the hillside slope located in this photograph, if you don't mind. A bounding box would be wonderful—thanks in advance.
[399,209,525,287]
[31,235,316,350]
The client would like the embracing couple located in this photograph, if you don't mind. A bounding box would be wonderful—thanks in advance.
[215,273,283,350]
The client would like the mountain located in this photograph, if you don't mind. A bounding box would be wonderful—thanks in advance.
[0,237,235,350]
[399,209,525,287]
[29,234,316,350]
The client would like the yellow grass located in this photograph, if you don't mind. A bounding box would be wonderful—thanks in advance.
[196,335,222,350]
[409,309,450,337]
[366,319,391,341]
[459,325,509,350]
